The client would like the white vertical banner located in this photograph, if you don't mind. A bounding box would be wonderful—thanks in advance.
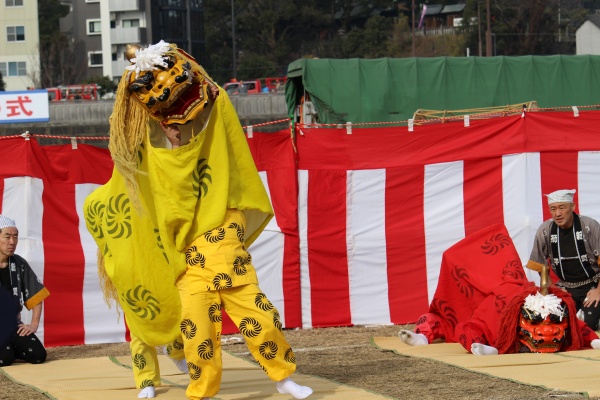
[346,169,390,325]
[2,177,46,342]
[423,161,465,302]
[502,153,533,267]
[297,170,312,328]
[578,151,600,222]
[523,152,543,284]
[76,183,127,344]
[250,171,286,324]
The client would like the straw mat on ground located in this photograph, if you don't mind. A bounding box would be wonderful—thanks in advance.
[0,350,394,399]
[373,336,600,397]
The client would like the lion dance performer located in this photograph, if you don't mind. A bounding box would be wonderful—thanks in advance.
[399,223,600,355]
[84,40,311,400]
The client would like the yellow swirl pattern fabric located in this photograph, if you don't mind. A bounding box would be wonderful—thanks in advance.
[84,169,184,346]
[145,90,273,252]
[83,90,273,346]
[179,209,258,295]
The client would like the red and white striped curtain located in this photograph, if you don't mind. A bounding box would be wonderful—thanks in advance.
[4,109,600,347]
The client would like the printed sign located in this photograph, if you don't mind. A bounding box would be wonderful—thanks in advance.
[0,90,50,124]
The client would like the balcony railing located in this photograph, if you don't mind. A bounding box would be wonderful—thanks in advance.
[110,27,145,44]
[108,0,141,12]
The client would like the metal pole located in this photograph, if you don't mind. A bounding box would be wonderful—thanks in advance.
[185,0,192,54]
[231,0,237,79]
[485,0,492,56]
[558,0,561,42]
[412,0,415,57]
[478,2,482,57]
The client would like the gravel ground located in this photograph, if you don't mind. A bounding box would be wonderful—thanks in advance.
[0,324,595,400]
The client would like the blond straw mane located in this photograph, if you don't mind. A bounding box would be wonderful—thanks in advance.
[108,69,148,209]
[97,248,120,310]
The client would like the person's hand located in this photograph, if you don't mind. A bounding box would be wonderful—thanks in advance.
[160,122,182,149]
[208,84,219,101]
[16,322,38,337]
[583,286,600,308]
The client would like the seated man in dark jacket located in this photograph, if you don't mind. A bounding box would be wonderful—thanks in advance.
[0,215,50,366]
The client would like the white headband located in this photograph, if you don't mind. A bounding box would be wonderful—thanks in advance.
[0,215,16,230]
[545,189,576,205]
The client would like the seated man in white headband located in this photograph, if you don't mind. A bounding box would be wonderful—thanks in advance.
[0,215,50,366]
[526,189,600,331]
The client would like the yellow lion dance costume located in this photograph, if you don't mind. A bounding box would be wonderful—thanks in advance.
[83,41,311,400]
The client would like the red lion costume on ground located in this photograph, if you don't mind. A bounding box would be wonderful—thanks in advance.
[401,224,599,354]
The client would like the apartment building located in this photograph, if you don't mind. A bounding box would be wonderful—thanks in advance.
[1,0,40,91]
[60,0,205,83]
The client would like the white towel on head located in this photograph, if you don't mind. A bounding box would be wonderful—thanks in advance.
[0,215,16,230]
[545,189,576,204]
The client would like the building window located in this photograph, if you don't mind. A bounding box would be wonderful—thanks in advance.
[160,0,184,6]
[87,19,102,35]
[89,52,103,67]
[5,0,24,6]
[7,26,25,42]
[122,19,140,28]
[162,10,185,38]
[0,61,26,77]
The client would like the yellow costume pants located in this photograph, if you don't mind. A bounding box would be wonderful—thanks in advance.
[130,334,186,389]
[179,283,297,399]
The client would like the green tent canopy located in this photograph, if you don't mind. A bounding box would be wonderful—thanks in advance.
[285,56,600,124]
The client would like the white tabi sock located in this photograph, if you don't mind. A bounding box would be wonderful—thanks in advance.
[471,343,499,355]
[276,378,313,399]
[160,345,188,373]
[138,386,155,398]
[398,330,428,346]
[591,339,600,349]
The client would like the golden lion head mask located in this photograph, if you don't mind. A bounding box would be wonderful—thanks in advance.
[124,40,213,125]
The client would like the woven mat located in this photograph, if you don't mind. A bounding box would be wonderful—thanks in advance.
[373,336,600,397]
[0,350,394,399]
